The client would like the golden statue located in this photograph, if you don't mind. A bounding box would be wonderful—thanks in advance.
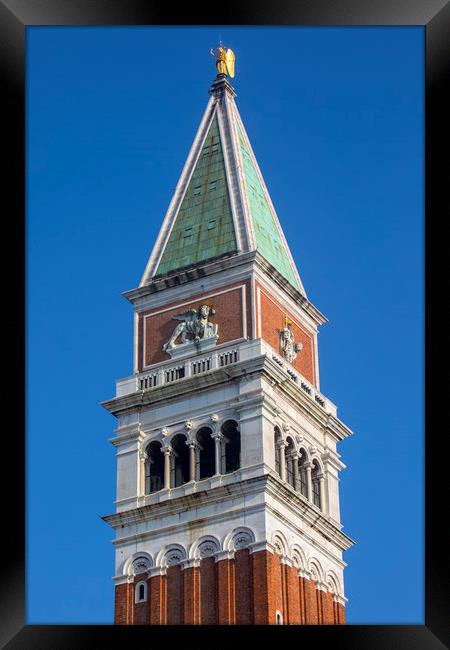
[210,45,235,78]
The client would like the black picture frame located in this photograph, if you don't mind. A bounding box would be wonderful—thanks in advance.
[2,0,448,647]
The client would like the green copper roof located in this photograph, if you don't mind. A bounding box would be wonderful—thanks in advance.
[156,116,237,276]
[236,123,300,290]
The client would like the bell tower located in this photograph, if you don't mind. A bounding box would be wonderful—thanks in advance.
[102,51,354,625]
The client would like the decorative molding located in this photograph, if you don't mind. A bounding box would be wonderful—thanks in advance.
[198,538,220,558]
[232,530,253,550]
[180,558,201,570]
[148,566,167,578]
[104,474,354,554]
[248,540,276,555]
[215,549,235,562]
[163,547,186,567]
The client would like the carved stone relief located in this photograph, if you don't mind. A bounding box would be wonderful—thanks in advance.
[279,322,303,364]
[232,531,253,550]
[198,539,220,558]
[163,304,219,356]
[131,556,152,575]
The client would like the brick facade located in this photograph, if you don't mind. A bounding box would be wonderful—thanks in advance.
[138,280,252,370]
[114,550,345,625]
[256,282,316,386]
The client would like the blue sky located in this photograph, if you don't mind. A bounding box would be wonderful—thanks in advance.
[26,26,424,624]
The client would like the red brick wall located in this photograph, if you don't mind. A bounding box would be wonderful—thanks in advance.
[167,566,183,624]
[272,553,284,623]
[114,553,347,626]
[133,577,150,625]
[285,565,301,624]
[139,281,251,370]
[304,578,319,624]
[150,574,167,625]
[114,583,132,625]
[322,590,335,625]
[317,584,325,624]
[183,566,200,624]
[200,557,217,624]
[298,576,307,624]
[256,283,316,386]
[235,549,252,625]
[216,558,236,624]
[337,602,346,624]
[251,550,272,624]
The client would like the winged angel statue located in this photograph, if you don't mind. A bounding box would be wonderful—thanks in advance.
[163,304,218,352]
[210,45,235,78]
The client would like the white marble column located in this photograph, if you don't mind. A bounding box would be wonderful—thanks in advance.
[306,462,313,501]
[187,441,197,482]
[318,475,326,512]
[139,451,147,496]
[292,452,300,492]
[163,448,172,490]
[212,433,223,475]
[279,440,287,481]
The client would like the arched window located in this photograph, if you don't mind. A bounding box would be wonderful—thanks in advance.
[285,437,296,489]
[135,580,147,603]
[196,427,215,479]
[222,420,240,473]
[311,459,321,509]
[298,449,308,497]
[171,434,190,487]
[276,610,283,625]
[145,441,164,493]
[274,427,282,476]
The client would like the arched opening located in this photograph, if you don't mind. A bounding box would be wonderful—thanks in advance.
[196,427,215,479]
[298,448,308,497]
[135,581,147,603]
[311,459,321,508]
[285,437,296,489]
[274,427,282,476]
[171,434,190,487]
[145,440,164,493]
[276,610,283,625]
[222,420,240,473]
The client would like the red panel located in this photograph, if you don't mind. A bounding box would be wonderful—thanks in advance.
[256,283,316,386]
[167,566,183,625]
[235,549,252,625]
[150,575,167,625]
[200,557,217,625]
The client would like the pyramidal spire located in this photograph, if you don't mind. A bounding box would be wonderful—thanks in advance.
[140,52,306,297]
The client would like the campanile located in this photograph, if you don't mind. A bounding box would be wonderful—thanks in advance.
[102,48,354,625]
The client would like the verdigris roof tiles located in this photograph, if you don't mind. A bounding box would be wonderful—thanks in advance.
[236,122,300,290]
[156,117,237,276]
[142,76,305,297]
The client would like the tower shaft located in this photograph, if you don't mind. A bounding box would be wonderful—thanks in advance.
[102,72,354,626]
